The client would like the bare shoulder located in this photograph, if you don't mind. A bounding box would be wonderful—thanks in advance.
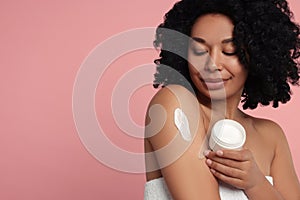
[145,84,201,149]
[144,85,220,199]
[251,117,300,198]
[148,84,198,107]
[251,116,286,144]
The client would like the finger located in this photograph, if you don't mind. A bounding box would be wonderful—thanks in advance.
[205,151,246,170]
[216,149,252,161]
[210,168,244,189]
[203,149,212,157]
[204,150,222,158]
[206,156,242,169]
[206,158,245,179]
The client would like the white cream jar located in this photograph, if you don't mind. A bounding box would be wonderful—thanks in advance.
[209,119,246,151]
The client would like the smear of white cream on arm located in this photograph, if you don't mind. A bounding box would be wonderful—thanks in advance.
[174,108,192,142]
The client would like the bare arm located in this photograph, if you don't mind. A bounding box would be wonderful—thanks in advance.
[269,122,300,199]
[145,85,220,200]
[245,122,300,199]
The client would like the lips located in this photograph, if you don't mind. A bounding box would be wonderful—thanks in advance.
[200,78,231,90]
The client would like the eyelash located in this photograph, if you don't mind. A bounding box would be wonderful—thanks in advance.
[222,51,237,56]
[192,49,208,56]
[192,49,237,56]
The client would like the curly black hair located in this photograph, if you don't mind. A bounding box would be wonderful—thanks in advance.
[153,0,300,109]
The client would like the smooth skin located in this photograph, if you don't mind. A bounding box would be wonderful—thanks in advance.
[145,14,300,199]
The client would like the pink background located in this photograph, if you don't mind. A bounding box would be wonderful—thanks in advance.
[1,0,299,199]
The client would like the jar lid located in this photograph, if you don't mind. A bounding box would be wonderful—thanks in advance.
[211,119,246,149]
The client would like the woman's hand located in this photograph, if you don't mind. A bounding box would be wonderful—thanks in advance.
[204,149,266,191]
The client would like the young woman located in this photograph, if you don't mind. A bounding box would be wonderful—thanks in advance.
[144,0,300,199]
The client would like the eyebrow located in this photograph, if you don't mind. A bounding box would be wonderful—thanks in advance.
[191,37,234,44]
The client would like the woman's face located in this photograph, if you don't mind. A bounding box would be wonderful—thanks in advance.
[188,14,248,100]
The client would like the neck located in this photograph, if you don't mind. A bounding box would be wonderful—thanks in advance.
[197,91,245,125]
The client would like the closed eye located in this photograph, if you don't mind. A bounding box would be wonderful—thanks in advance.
[222,51,237,56]
[192,49,208,56]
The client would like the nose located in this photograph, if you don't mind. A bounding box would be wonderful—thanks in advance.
[204,49,223,72]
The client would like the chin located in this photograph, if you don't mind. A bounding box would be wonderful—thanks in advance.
[196,87,226,102]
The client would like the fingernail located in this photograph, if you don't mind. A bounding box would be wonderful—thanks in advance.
[206,159,212,165]
[204,150,210,156]
[216,150,223,156]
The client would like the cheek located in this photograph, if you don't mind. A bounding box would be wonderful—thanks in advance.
[188,53,208,73]
[226,59,246,76]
